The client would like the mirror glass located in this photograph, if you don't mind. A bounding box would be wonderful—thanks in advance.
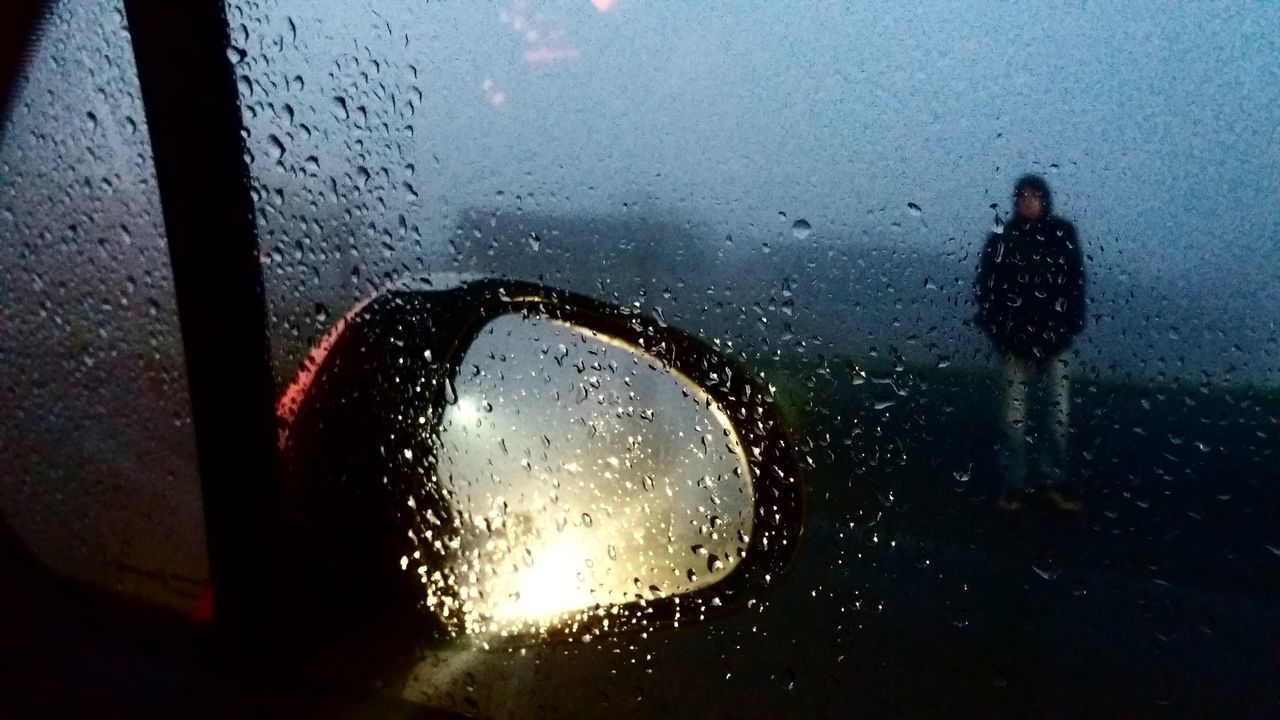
[423,312,752,636]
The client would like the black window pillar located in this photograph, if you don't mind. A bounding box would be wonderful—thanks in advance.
[123,0,277,643]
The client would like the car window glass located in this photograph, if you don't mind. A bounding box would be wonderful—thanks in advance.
[0,0,208,611]
[230,0,1280,715]
[429,312,751,636]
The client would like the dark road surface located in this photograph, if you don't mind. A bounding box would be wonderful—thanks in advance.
[2,364,1277,718]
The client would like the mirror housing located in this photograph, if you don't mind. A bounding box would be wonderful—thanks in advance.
[273,278,803,658]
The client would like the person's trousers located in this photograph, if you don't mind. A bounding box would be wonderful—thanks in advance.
[1000,354,1070,490]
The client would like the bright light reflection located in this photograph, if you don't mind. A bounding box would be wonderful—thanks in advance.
[488,533,595,623]
[428,314,754,638]
[451,397,482,426]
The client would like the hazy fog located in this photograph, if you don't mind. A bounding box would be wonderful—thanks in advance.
[237,1,1276,383]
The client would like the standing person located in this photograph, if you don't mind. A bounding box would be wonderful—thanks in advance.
[975,174,1087,511]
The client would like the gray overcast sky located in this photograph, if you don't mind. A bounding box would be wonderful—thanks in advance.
[237,0,1280,383]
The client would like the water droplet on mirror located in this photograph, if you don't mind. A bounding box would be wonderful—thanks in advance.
[907,202,923,216]
[790,219,812,239]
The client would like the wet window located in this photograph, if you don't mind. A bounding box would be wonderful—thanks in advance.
[235,0,1279,716]
[0,0,207,610]
[431,313,751,636]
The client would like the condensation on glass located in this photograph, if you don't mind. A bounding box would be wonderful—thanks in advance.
[426,313,751,636]
[0,0,207,610]
[230,0,1279,716]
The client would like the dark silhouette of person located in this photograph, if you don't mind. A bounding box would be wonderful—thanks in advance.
[975,174,1086,511]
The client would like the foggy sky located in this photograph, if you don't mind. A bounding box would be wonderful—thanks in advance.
[235,0,1280,383]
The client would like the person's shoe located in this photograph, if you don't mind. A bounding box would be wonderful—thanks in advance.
[1045,489,1083,512]
[998,490,1026,511]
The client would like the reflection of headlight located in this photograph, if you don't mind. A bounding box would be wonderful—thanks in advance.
[488,533,595,623]
[451,397,481,426]
[426,313,759,638]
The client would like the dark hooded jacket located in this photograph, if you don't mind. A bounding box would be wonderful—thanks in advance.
[974,176,1086,360]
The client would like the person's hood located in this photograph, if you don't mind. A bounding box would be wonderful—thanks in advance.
[1013,173,1054,218]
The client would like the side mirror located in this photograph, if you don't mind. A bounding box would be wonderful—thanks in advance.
[273,278,802,659]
